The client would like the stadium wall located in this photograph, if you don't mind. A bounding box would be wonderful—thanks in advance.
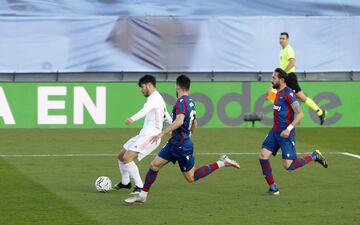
[0,81,358,128]
[1,16,359,73]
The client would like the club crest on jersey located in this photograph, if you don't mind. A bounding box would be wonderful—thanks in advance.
[273,105,282,111]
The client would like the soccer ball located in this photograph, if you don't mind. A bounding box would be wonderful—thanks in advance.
[95,176,112,192]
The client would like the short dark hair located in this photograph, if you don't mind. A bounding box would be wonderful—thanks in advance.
[138,74,156,87]
[176,74,191,91]
[274,68,288,80]
[280,32,289,39]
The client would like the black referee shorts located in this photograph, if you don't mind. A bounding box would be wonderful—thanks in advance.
[286,72,302,93]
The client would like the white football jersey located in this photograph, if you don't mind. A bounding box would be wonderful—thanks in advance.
[130,90,172,135]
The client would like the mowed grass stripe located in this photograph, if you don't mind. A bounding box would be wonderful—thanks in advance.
[0,128,359,225]
[3,153,359,225]
[0,151,348,158]
[0,158,100,225]
[0,128,358,155]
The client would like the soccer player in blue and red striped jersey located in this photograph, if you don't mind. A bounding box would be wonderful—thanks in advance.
[125,74,240,204]
[259,68,328,195]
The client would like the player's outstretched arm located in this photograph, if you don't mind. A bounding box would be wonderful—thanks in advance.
[280,101,303,138]
[125,99,154,125]
[150,114,185,143]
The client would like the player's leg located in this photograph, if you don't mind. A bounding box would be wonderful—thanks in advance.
[143,155,169,191]
[114,147,132,190]
[296,90,320,111]
[280,135,328,170]
[279,133,302,170]
[259,130,280,195]
[124,142,173,204]
[124,155,169,204]
[287,73,327,125]
[114,136,139,190]
[122,150,143,193]
[282,151,328,171]
[282,151,328,170]
[181,154,240,183]
[280,135,307,170]
[282,153,315,171]
[297,90,326,120]
[259,148,279,195]
[121,135,161,193]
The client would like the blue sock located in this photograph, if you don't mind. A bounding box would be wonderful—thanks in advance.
[143,168,158,192]
[311,152,317,160]
[270,183,278,191]
[259,159,277,189]
[287,154,314,171]
[194,162,219,181]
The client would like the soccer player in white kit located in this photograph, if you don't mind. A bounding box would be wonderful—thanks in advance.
[114,75,171,194]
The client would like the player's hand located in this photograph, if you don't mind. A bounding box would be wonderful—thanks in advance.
[280,129,290,138]
[125,118,134,125]
[150,132,164,144]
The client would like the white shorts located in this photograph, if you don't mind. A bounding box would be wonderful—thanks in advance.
[123,135,161,161]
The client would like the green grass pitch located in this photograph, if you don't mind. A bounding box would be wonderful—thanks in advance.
[0,128,359,225]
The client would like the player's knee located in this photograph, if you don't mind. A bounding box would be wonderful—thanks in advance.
[118,149,126,161]
[150,161,161,171]
[285,165,295,171]
[298,94,307,102]
[184,173,195,183]
[283,162,293,170]
[122,156,132,164]
[284,164,291,170]
[186,177,194,183]
[118,153,123,161]
[259,151,268,159]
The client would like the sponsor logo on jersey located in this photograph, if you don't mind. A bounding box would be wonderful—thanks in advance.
[273,105,282,112]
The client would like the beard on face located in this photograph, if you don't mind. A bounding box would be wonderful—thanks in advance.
[272,81,280,89]
[142,88,150,97]
[176,91,179,99]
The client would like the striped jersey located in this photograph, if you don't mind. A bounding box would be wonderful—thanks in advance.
[273,87,298,133]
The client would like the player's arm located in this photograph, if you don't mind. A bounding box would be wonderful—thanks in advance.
[150,114,185,143]
[284,58,296,73]
[163,110,172,127]
[125,100,154,125]
[284,48,296,73]
[290,101,304,127]
[190,119,198,134]
[280,101,303,138]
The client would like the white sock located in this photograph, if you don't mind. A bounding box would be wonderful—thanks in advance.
[125,161,144,188]
[216,160,225,168]
[118,160,130,185]
[139,190,148,198]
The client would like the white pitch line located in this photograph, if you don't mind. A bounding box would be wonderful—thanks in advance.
[341,152,360,159]
[0,152,347,158]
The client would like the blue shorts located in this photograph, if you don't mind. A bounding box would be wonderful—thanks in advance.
[158,139,195,172]
[261,129,297,160]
